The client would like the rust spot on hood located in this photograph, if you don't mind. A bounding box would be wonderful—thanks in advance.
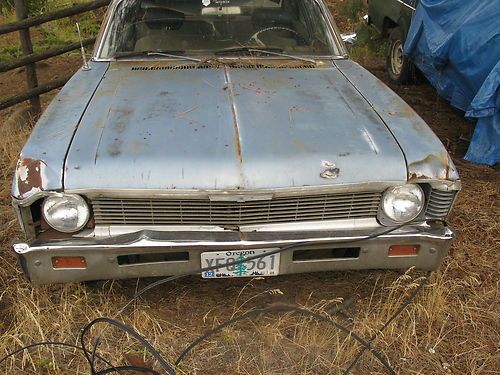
[15,158,47,198]
[233,129,242,163]
[223,67,243,165]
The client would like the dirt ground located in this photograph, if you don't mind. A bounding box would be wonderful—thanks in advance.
[0,7,499,375]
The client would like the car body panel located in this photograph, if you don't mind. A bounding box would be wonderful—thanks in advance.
[11,62,109,201]
[334,59,459,183]
[63,60,408,191]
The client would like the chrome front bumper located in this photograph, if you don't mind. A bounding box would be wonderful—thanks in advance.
[12,223,454,284]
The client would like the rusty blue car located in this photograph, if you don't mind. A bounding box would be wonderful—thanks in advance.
[11,0,460,284]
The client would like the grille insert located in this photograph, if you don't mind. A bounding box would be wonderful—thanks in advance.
[92,192,381,226]
[425,189,456,219]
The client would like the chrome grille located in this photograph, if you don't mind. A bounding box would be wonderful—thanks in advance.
[92,192,381,226]
[425,189,457,219]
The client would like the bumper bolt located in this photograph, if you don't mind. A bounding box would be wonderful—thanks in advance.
[429,248,436,254]
[34,260,41,266]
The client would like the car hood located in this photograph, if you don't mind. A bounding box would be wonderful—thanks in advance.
[64,61,407,191]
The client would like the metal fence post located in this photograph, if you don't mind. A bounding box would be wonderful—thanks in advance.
[14,0,42,116]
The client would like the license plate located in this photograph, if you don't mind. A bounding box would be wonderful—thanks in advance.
[201,249,280,278]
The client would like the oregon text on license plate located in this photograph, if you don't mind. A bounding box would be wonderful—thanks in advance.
[201,249,280,278]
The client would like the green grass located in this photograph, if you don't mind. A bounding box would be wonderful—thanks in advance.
[350,22,387,60]
[0,44,21,59]
[336,0,387,65]
[337,0,366,20]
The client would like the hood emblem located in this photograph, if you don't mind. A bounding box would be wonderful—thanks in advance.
[320,160,340,179]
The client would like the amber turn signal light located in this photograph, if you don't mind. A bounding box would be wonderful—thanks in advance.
[52,256,87,269]
[388,245,420,256]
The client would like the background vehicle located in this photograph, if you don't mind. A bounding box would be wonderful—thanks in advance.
[367,0,418,84]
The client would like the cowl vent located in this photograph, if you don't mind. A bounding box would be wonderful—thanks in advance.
[131,65,211,70]
[131,62,316,71]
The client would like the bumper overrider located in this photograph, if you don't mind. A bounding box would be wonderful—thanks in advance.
[12,223,454,284]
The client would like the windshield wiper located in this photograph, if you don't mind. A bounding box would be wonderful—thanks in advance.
[215,47,316,63]
[215,46,283,55]
[113,50,202,62]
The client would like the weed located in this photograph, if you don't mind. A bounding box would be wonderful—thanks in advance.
[0,44,21,59]
[338,0,366,20]
[354,22,386,57]
[347,22,386,66]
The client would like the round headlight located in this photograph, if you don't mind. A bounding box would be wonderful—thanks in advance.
[381,184,424,223]
[42,194,90,233]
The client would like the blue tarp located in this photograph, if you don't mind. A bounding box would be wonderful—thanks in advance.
[404,0,500,165]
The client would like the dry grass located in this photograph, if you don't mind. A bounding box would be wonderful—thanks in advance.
[1,1,499,372]
[1,97,499,375]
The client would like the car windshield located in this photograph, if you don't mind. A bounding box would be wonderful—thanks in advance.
[98,0,338,58]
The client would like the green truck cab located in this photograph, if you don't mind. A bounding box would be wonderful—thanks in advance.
[367,0,418,83]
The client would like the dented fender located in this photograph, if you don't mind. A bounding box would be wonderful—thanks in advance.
[12,157,53,200]
[11,61,109,203]
[407,152,459,183]
[334,59,460,185]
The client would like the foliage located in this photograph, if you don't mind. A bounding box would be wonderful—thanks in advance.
[350,22,386,60]
[334,0,386,66]
[0,0,14,16]
[0,44,21,59]
[337,0,366,20]
[27,0,49,16]
[0,0,103,60]
[0,0,49,16]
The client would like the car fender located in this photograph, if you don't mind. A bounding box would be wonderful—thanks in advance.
[334,59,459,184]
[12,61,109,202]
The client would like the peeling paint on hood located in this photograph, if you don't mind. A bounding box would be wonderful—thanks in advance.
[63,61,408,191]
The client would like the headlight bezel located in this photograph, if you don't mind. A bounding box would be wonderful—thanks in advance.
[42,193,90,233]
[378,184,425,225]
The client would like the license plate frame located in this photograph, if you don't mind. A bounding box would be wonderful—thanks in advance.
[200,249,280,278]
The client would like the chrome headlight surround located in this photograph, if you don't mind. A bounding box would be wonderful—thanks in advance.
[42,193,90,233]
[378,184,425,225]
